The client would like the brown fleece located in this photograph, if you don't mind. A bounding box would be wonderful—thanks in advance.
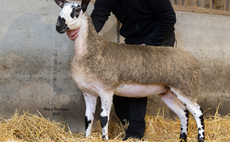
[71,15,200,100]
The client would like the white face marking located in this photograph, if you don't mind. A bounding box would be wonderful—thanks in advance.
[59,3,84,30]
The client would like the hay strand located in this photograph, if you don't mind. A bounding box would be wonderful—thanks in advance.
[0,106,229,142]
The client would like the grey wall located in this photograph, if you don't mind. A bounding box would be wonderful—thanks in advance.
[0,0,229,131]
[175,11,230,115]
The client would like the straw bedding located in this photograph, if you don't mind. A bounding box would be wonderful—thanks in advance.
[0,106,229,142]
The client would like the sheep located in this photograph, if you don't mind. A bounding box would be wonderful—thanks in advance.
[54,0,205,141]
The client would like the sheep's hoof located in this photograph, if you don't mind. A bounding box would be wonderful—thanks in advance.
[198,138,205,142]
[179,133,187,142]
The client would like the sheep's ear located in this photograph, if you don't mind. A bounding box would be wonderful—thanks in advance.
[81,0,90,13]
[55,0,69,8]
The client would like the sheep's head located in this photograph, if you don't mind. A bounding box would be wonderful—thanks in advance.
[55,0,90,34]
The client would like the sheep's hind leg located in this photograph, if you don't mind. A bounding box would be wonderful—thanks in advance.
[100,91,113,140]
[172,90,205,142]
[158,90,189,142]
[83,92,98,137]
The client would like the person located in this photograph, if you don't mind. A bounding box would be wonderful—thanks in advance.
[67,0,176,140]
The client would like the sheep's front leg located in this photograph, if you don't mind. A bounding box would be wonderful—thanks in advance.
[83,92,98,137]
[100,92,113,140]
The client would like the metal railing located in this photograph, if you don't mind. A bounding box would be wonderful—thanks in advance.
[170,0,230,16]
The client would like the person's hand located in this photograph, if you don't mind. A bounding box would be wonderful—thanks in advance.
[67,29,79,41]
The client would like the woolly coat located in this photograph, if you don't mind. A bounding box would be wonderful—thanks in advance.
[71,15,200,100]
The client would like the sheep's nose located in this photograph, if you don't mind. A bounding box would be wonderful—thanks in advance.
[56,24,62,32]
[56,16,68,33]
[56,23,62,30]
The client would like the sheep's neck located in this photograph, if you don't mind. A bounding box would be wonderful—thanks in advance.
[74,15,103,61]
[74,16,88,60]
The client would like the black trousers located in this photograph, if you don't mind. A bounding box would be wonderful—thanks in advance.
[113,31,176,139]
[113,95,147,139]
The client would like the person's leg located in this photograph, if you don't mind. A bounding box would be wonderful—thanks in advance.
[124,97,147,140]
[113,95,130,124]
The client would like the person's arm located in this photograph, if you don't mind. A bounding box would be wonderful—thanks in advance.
[90,0,111,33]
[144,0,176,46]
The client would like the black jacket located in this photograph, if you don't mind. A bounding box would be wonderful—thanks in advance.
[91,0,176,46]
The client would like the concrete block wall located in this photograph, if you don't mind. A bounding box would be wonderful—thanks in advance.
[0,0,229,131]
[174,11,230,115]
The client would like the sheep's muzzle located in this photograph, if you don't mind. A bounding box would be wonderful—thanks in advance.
[56,16,69,34]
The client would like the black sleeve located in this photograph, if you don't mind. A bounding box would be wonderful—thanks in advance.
[90,0,112,33]
[144,0,176,46]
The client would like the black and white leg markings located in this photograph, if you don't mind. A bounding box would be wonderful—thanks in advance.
[198,108,205,142]
[158,90,189,142]
[100,93,113,140]
[180,109,189,142]
[83,93,97,137]
[172,92,205,142]
[187,103,205,142]
[100,109,108,139]
[85,116,92,131]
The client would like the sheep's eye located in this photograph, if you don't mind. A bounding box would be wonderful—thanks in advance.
[70,7,81,18]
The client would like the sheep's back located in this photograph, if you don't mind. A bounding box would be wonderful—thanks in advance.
[84,41,200,98]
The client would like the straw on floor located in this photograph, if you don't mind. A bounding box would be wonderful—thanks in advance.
[0,105,229,142]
